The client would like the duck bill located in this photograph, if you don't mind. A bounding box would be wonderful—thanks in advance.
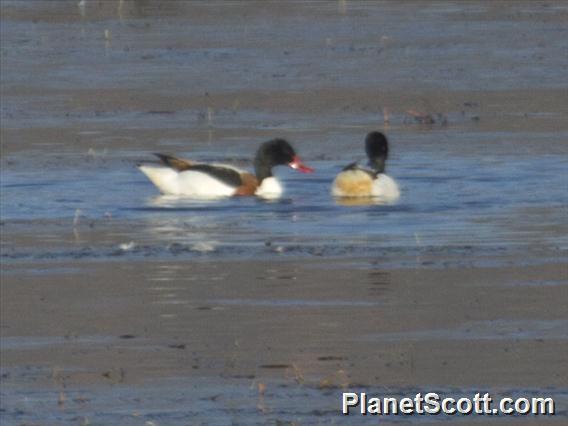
[288,155,314,173]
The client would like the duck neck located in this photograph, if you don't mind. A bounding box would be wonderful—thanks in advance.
[254,158,273,183]
[369,156,386,175]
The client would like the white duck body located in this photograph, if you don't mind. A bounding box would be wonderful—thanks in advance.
[371,173,400,200]
[138,164,241,197]
[254,177,283,199]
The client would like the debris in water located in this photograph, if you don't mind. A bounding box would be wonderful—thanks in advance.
[191,241,216,253]
[73,209,82,227]
[119,241,136,251]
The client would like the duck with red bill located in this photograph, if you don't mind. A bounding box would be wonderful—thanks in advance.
[288,155,314,173]
[139,138,314,199]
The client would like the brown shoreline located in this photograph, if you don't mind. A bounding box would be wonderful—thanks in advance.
[2,258,566,390]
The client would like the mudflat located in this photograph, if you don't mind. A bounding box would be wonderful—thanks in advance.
[2,258,567,424]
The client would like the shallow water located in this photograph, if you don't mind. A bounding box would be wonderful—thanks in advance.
[2,375,567,425]
[2,143,567,266]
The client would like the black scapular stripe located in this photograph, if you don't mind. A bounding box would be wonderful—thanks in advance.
[154,153,193,171]
[342,162,359,171]
[342,162,377,177]
[186,164,243,188]
[154,153,244,187]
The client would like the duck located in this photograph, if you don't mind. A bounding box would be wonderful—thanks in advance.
[331,131,400,201]
[138,138,314,199]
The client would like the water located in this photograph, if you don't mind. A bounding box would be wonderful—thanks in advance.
[2,137,567,265]
[2,1,567,266]
[2,375,566,425]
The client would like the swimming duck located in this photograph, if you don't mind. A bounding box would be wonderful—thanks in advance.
[138,138,313,199]
[331,131,400,201]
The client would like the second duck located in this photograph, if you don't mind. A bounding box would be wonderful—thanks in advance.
[331,131,400,201]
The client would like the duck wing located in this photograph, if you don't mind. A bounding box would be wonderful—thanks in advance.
[185,164,243,187]
[154,153,194,171]
[342,161,377,177]
[154,153,243,188]
[342,161,359,171]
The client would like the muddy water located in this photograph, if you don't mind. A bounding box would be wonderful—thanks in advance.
[1,1,568,424]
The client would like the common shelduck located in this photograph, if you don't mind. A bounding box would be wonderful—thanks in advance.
[138,138,314,199]
[331,131,400,201]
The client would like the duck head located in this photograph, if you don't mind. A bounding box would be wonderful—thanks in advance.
[254,138,314,182]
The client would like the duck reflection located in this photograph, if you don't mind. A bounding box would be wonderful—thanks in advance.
[335,196,395,207]
[140,195,248,253]
[147,194,227,208]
